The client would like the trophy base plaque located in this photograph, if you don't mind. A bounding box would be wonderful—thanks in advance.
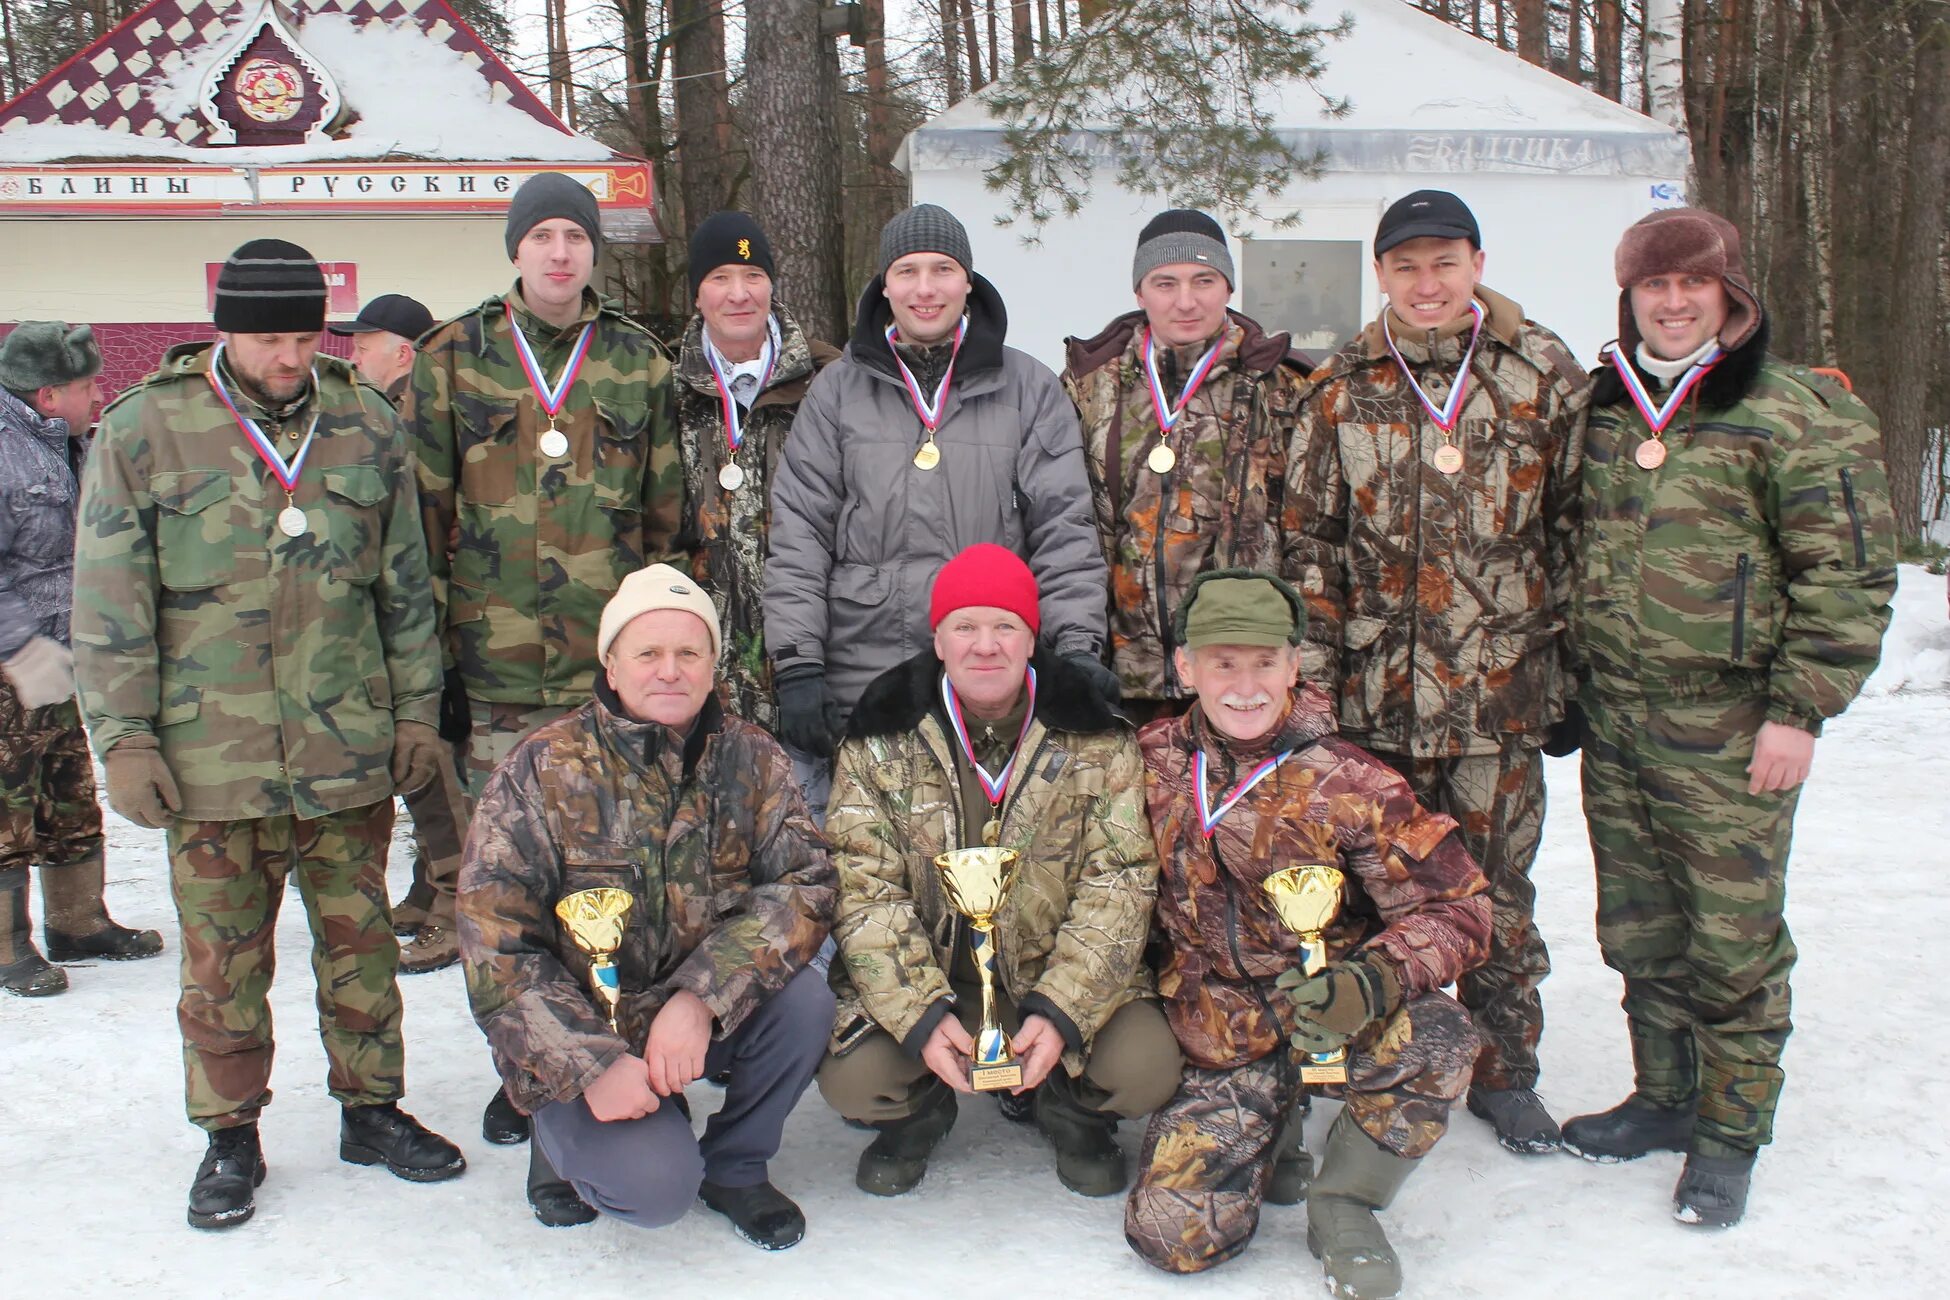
[1300,1059,1349,1086]
[970,1061,1025,1092]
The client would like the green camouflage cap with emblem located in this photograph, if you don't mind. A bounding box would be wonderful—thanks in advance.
[1175,567,1306,650]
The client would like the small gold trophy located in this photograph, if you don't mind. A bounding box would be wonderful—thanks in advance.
[1263,864,1349,1085]
[934,846,1025,1091]
[554,887,633,1034]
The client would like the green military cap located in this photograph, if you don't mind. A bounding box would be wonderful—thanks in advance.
[1174,568,1306,650]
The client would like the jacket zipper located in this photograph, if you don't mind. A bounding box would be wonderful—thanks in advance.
[1153,464,1178,691]
[1732,553,1748,662]
[1212,838,1290,1055]
[1840,469,1867,566]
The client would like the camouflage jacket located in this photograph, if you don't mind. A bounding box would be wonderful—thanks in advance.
[1577,323,1897,728]
[0,386,81,658]
[458,685,834,1113]
[404,284,681,707]
[1141,688,1490,1071]
[72,344,439,821]
[1284,287,1589,757]
[826,651,1158,1077]
[1063,310,1314,701]
[673,306,839,729]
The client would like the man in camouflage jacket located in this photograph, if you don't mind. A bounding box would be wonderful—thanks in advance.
[673,212,838,732]
[459,564,834,1246]
[1283,191,1588,1152]
[72,241,463,1231]
[1063,209,1313,720]
[1562,209,1896,1229]
[1126,571,1488,1300]
[820,545,1177,1200]
[402,173,680,979]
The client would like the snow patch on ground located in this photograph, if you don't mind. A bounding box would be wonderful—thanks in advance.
[1863,565,1950,696]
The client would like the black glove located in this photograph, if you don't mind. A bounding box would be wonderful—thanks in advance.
[1065,652,1122,709]
[1543,701,1586,758]
[774,664,843,758]
[439,668,471,744]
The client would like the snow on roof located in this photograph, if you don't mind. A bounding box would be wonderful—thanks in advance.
[0,0,614,164]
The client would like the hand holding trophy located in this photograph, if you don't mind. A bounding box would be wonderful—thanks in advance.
[555,887,633,1034]
[934,846,1025,1091]
[1262,864,1349,1084]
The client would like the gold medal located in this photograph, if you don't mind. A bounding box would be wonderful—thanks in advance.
[982,818,1001,847]
[1432,444,1464,475]
[913,440,941,471]
[538,426,569,459]
[1147,441,1177,474]
[718,462,746,492]
[1635,439,1668,470]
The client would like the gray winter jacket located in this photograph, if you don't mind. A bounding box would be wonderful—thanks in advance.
[0,386,81,659]
[763,273,1108,715]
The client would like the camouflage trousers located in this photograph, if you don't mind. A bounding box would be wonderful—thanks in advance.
[398,740,469,925]
[1581,684,1796,1152]
[1125,992,1478,1274]
[463,698,571,801]
[166,801,404,1131]
[0,691,103,890]
[1374,745,1548,1090]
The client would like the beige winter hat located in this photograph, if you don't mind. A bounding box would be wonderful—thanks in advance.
[597,564,721,660]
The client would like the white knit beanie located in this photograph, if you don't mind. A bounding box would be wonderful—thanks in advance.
[597,564,721,660]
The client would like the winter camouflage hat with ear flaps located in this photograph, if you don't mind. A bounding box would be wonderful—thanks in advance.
[1613,207,1763,354]
[1173,568,1307,650]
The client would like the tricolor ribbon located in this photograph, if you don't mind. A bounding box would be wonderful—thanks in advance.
[1604,342,1723,433]
[940,666,1038,808]
[1195,748,1294,839]
[886,315,968,432]
[705,326,778,459]
[1381,298,1487,433]
[505,303,595,424]
[207,343,319,493]
[1142,328,1224,435]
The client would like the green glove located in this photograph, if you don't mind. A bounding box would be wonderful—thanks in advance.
[1276,959,1401,1055]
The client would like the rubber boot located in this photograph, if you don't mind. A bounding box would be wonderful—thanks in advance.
[528,1140,597,1227]
[1263,1100,1313,1206]
[1,876,67,997]
[40,851,164,961]
[1306,1112,1418,1300]
[1034,1072,1126,1197]
[856,1085,958,1196]
[1673,1147,1756,1228]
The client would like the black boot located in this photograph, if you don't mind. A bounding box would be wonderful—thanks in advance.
[699,1179,807,1250]
[1673,1148,1755,1228]
[187,1125,266,1230]
[995,1085,1037,1125]
[856,1086,958,1196]
[1562,1094,1696,1163]
[1264,1102,1313,1206]
[2,877,67,997]
[527,1142,597,1227]
[1034,1073,1126,1198]
[1466,1086,1563,1155]
[40,851,163,962]
[482,1084,530,1144]
[340,1103,467,1182]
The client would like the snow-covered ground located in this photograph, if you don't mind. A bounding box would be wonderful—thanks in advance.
[6,567,1947,1299]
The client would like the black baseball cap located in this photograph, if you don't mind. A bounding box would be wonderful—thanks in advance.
[328,293,435,340]
[1374,190,1482,256]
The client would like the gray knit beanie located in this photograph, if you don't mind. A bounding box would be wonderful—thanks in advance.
[878,203,973,277]
[1133,209,1234,290]
[506,172,603,259]
[0,321,103,392]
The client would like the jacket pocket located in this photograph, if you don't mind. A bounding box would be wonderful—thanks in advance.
[593,400,649,510]
[157,689,201,728]
[1731,553,1749,663]
[829,563,893,653]
[320,465,388,583]
[1339,615,1390,734]
[151,470,239,590]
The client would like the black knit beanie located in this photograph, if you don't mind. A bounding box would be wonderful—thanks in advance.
[505,172,603,260]
[213,239,327,334]
[689,211,776,300]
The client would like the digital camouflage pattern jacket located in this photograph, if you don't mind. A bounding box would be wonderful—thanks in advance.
[72,344,439,821]
[1141,687,1491,1070]
[673,305,838,729]
[1284,287,1589,757]
[1577,318,1896,726]
[826,651,1158,1078]
[458,686,834,1113]
[404,284,681,708]
[1063,310,1314,702]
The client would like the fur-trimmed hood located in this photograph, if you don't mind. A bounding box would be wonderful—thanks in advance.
[1591,312,1771,414]
[846,648,1124,740]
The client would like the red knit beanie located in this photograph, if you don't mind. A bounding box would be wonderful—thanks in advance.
[929,544,1040,634]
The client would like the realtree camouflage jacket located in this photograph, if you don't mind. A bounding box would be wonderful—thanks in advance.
[673,306,838,729]
[1284,287,1589,757]
[826,651,1158,1077]
[72,345,440,821]
[1141,688,1491,1070]
[404,285,681,708]
[1063,310,1314,702]
[1577,320,1896,726]
[457,686,834,1113]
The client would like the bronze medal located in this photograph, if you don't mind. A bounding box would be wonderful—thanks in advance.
[1432,444,1464,475]
[1147,441,1177,474]
[1635,439,1668,470]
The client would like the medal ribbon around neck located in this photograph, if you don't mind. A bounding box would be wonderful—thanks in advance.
[1381,297,1486,433]
[1195,748,1294,839]
[705,329,778,459]
[207,342,319,494]
[1605,342,1723,434]
[886,315,968,432]
[940,666,1038,810]
[504,303,595,425]
[1142,327,1224,435]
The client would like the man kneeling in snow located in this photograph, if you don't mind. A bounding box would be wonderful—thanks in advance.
[458,564,835,1249]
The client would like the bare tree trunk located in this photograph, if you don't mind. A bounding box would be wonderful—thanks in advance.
[671,0,734,236]
[1596,0,1622,100]
[987,0,1000,81]
[1057,0,1069,37]
[1022,0,1042,59]
[1644,0,1686,131]
[861,0,906,235]
[746,0,848,342]
[0,0,18,101]
[960,0,987,92]
[940,0,965,103]
[1568,0,1585,82]
[1078,0,1111,24]
[1516,0,1547,64]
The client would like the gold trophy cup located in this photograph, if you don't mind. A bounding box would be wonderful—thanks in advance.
[1263,864,1350,1085]
[934,846,1025,1091]
[555,887,633,1034]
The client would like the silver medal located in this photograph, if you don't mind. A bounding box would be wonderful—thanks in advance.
[538,428,569,458]
[277,506,307,538]
[718,462,746,492]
